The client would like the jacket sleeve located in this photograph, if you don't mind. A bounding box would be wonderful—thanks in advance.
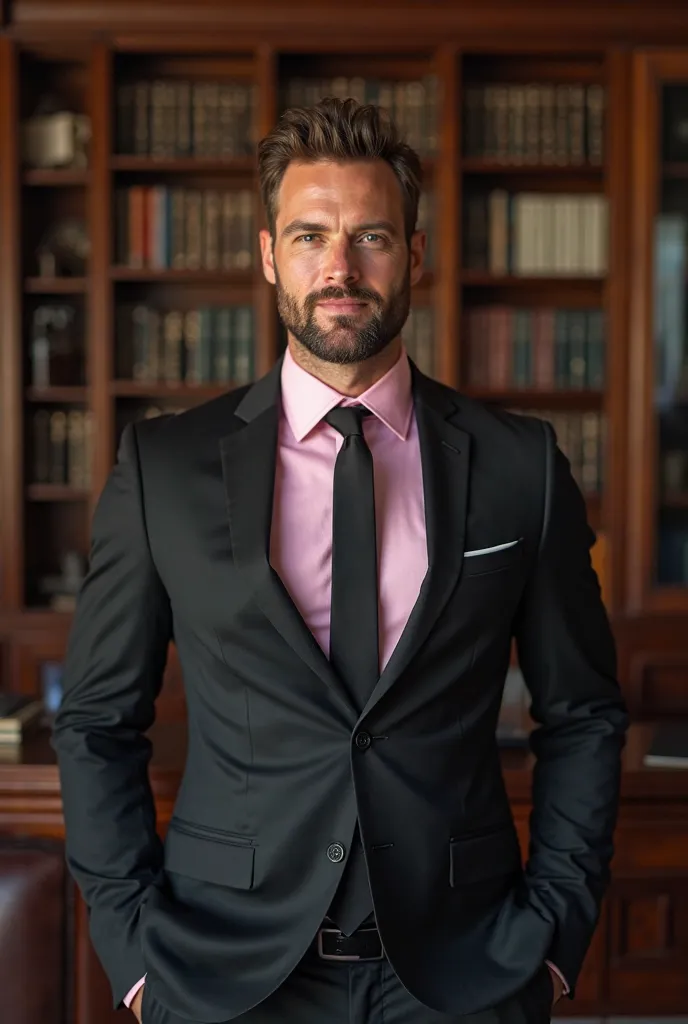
[512,419,629,998]
[51,422,172,1009]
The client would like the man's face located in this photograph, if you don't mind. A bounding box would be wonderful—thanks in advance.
[259,159,425,365]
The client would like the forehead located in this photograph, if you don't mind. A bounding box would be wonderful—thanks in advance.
[276,159,405,228]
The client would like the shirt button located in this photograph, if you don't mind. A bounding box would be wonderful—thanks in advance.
[327,842,346,863]
[355,731,372,749]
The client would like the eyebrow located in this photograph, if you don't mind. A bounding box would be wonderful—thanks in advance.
[281,219,400,239]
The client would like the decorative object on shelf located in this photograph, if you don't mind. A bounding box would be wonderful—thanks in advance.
[40,662,64,716]
[36,219,90,278]
[31,304,84,388]
[37,550,86,612]
[21,95,91,169]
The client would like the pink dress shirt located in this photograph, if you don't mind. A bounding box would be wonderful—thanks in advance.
[123,345,566,1008]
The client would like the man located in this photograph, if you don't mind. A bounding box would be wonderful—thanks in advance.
[53,98,628,1024]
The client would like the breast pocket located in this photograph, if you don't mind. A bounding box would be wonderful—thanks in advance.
[462,538,523,578]
[164,817,256,889]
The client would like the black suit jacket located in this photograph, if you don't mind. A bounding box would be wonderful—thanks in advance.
[52,358,628,1021]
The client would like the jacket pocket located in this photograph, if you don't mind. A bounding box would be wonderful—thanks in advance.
[164,818,256,889]
[449,823,522,886]
[461,538,524,578]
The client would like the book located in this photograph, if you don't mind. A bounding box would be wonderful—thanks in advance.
[0,694,45,744]
[643,723,688,768]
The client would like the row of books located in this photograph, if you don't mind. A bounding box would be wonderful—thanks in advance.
[465,306,605,390]
[282,76,439,156]
[116,80,258,158]
[464,191,609,277]
[31,409,93,489]
[116,304,255,386]
[463,83,605,165]
[115,186,255,271]
[518,409,605,496]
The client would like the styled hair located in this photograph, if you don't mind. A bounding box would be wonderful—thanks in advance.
[257,97,423,241]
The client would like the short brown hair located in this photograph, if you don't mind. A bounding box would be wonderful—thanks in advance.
[257,97,423,241]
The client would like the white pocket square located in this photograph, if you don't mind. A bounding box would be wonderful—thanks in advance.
[464,540,520,558]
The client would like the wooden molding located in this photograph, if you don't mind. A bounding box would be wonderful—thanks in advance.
[8,1,688,42]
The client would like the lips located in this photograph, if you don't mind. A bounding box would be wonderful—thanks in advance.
[318,301,367,313]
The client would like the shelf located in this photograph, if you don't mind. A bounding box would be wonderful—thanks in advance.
[462,159,604,175]
[661,493,688,510]
[111,380,232,399]
[466,388,604,409]
[26,484,90,502]
[110,267,255,284]
[24,277,87,294]
[110,156,256,173]
[26,387,88,403]
[662,163,688,179]
[22,168,90,186]
[461,271,605,287]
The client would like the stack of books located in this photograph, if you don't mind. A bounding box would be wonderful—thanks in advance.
[0,694,45,747]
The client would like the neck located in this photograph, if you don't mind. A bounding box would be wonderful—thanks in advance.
[286,336,402,397]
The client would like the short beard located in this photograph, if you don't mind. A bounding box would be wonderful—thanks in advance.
[274,263,411,366]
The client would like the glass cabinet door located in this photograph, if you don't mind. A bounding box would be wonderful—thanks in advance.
[631,53,688,610]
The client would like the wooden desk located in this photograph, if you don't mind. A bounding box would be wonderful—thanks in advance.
[0,722,686,1022]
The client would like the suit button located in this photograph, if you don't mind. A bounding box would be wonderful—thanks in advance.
[327,842,345,863]
[355,731,371,749]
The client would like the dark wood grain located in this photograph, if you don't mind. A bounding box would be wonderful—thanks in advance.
[0,37,23,610]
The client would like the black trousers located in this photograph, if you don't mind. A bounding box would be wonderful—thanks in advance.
[140,932,554,1024]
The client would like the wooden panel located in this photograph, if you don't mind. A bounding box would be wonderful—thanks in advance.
[630,652,688,716]
[88,42,115,505]
[8,2,688,43]
[608,881,688,1011]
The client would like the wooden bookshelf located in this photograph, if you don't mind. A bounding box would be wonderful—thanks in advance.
[0,4,687,1022]
[0,11,651,702]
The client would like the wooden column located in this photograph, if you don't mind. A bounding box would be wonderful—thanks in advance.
[434,44,460,389]
[87,42,114,505]
[255,43,278,375]
[0,37,23,609]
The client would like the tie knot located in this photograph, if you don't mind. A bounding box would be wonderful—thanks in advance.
[324,405,371,438]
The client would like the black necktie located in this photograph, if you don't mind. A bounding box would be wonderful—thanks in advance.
[323,404,378,934]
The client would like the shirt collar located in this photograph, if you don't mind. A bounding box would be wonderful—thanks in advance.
[280,344,413,442]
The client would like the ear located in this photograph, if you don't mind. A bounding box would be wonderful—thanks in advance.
[259,229,276,285]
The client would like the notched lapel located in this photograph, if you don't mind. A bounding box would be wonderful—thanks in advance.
[219,370,356,723]
[361,371,470,718]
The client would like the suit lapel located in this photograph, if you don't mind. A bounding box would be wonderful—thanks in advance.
[219,358,471,726]
[360,366,471,719]
[219,360,356,723]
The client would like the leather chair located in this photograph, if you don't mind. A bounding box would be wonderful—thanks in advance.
[0,835,71,1024]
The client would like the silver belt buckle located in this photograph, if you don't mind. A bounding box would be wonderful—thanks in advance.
[317,925,384,961]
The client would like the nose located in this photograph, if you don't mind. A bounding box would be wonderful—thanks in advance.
[323,239,360,287]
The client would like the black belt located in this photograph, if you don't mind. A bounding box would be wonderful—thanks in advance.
[316,917,385,962]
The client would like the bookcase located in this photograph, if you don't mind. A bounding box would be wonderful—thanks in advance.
[0,36,622,722]
[0,4,685,726]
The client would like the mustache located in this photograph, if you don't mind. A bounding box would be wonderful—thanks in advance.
[307,286,382,307]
